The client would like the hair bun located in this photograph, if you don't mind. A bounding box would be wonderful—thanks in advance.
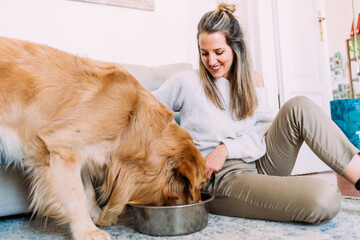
[217,2,236,14]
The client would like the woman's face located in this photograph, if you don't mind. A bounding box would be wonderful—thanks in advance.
[199,32,234,79]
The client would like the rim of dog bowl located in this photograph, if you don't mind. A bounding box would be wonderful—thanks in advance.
[128,193,214,209]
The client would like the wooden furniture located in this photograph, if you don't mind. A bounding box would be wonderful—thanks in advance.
[346,36,360,98]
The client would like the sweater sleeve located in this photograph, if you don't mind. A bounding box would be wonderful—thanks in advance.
[221,87,274,162]
[151,71,187,111]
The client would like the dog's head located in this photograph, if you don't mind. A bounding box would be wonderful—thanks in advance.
[153,123,207,205]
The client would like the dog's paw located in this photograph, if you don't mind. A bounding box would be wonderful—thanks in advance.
[75,229,111,240]
[89,206,103,223]
[96,212,119,227]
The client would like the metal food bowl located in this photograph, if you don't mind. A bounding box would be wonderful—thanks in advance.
[129,192,214,236]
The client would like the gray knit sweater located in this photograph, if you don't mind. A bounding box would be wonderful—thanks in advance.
[152,70,274,163]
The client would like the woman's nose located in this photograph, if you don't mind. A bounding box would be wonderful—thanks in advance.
[208,53,217,65]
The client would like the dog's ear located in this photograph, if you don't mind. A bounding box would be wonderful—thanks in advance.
[172,152,206,203]
[173,160,196,202]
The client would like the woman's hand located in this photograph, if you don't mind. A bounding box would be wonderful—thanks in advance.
[204,143,229,179]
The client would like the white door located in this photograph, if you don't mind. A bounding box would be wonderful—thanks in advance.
[275,0,332,110]
[249,0,332,174]
[275,0,332,174]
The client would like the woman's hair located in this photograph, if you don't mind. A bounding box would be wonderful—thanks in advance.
[197,2,258,120]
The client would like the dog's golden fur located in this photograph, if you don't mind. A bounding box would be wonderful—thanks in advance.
[0,37,207,240]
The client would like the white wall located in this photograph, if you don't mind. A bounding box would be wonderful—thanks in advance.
[325,0,360,60]
[0,0,257,68]
[0,0,217,67]
[325,0,360,94]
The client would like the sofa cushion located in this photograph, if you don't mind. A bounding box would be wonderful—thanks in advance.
[121,63,192,92]
[0,166,30,216]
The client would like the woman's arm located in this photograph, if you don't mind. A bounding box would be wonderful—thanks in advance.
[204,143,228,179]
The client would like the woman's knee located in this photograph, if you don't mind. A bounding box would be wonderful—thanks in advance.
[282,96,318,114]
[301,179,341,224]
[279,96,325,128]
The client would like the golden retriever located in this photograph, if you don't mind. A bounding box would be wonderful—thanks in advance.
[0,37,207,240]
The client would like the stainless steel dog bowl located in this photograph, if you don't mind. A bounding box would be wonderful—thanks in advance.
[129,192,214,236]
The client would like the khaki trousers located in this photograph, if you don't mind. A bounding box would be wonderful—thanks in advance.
[204,96,359,224]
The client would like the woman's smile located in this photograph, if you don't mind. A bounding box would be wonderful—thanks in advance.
[199,32,234,79]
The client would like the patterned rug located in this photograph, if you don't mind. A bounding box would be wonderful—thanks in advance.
[0,197,359,240]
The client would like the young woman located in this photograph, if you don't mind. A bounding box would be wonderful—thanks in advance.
[152,3,360,224]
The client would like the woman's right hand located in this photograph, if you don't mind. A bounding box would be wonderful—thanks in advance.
[204,144,228,179]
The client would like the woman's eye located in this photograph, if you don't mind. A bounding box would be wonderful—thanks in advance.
[216,51,224,55]
[201,52,208,56]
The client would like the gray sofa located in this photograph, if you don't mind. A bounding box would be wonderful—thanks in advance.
[0,62,192,217]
